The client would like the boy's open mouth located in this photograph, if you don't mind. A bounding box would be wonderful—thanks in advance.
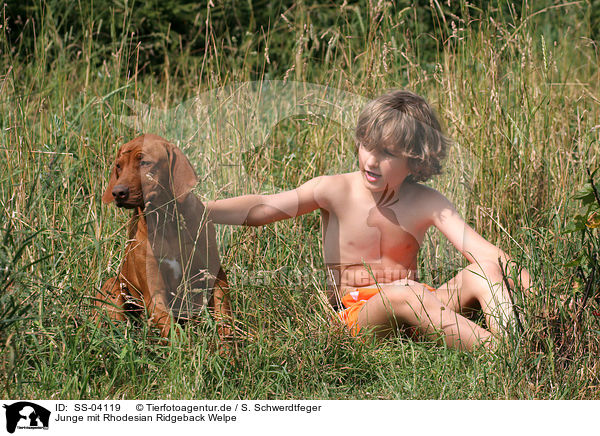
[364,170,380,182]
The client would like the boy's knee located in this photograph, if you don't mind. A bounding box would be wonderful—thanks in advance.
[467,260,503,286]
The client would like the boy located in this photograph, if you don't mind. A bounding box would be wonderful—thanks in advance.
[206,90,530,351]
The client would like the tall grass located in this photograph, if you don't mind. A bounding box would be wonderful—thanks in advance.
[0,0,599,399]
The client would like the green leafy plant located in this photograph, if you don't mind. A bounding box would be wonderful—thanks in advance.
[566,167,599,278]
[564,167,600,327]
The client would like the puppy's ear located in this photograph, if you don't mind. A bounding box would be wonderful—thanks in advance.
[102,155,119,204]
[168,143,198,199]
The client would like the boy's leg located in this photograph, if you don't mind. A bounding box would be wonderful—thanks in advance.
[356,282,492,351]
[433,260,514,336]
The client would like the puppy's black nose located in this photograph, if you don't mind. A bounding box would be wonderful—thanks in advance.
[112,184,130,201]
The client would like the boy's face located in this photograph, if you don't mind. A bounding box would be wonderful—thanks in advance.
[357,142,410,193]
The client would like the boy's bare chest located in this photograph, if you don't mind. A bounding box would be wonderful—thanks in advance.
[350,207,420,251]
[323,199,426,263]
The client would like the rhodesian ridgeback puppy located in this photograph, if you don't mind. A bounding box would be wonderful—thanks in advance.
[97,134,230,338]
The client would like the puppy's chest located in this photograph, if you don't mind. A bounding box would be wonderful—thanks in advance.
[159,257,183,284]
[146,217,204,280]
[146,215,197,252]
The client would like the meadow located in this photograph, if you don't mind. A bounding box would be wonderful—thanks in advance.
[1,0,599,399]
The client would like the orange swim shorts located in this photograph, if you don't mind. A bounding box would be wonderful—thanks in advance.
[338,283,436,335]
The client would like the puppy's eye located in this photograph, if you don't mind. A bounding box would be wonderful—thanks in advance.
[116,163,121,169]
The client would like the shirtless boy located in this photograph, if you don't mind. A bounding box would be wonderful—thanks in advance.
[206,90,531,351]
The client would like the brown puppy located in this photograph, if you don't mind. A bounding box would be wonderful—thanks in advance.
[97,134,230,338]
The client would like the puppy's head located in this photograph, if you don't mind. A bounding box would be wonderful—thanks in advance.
[102,134,198,209]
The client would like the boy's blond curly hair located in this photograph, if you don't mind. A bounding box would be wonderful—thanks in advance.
[355,90,449,183]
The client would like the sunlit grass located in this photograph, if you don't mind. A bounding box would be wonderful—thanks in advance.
[0,1,599,399]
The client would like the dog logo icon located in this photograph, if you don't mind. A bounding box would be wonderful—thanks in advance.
[3,402,50,433]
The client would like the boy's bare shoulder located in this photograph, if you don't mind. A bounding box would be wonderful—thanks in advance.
[310,172,357,209]
[402,182,455,219]
[406,182,449,202]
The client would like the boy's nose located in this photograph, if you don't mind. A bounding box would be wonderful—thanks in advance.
[365,151,380,167]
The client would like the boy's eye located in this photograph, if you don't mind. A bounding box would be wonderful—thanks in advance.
[140,160,151,167]
[383,149,396,156]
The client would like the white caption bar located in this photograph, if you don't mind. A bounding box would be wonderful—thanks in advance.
[0,400,593,436]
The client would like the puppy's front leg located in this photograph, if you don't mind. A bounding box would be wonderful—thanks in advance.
[94,277,128,321]
[212,268,233,343]
[150,304,173,338]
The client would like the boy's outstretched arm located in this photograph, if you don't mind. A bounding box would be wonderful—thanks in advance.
[205,176,325,226]
[431,192,532,292]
